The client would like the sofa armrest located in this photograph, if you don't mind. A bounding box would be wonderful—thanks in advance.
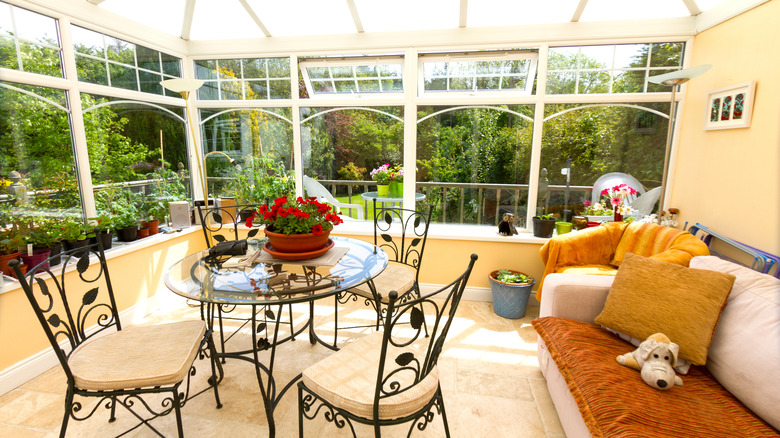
[539,273,614,323]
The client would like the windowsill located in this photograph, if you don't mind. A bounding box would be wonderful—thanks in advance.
[0,226,202,295]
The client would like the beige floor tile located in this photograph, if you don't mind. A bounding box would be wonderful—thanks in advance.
[0,299,563,437]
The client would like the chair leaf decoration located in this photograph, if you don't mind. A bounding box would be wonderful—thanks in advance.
[77,252,90,273]
[214,234,226,243]
[82,287,99,306]
[256,322,267,333]
[410,306,424,330]
[248,229,259,238]
[395,351,415,366]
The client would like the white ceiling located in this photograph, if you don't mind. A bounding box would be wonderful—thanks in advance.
[85,0,743,41]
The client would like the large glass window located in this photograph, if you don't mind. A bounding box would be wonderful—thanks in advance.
[0,82,81,218]
[195,58,291,100]
[301,107,403,217]
[417,105,535,226]
[538,103,670,215]
[71,25,182,96]
[200,107,294,201]
[420,51,538,95]
[0,2,62,77]
[547,43,684,94]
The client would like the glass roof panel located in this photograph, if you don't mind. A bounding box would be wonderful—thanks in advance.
[190,0,265,40]
[245,0,355,37]
[100,0,185,37]
[468,0,580,27]
[354,0,459,32]
[579,0,690,22]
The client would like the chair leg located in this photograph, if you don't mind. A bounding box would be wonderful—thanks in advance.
[438,390,451,438]
[207,335,223,409]
[288,303,296,340]
[298,386,305,438]
[173,389,184,438]
[109,395,117,422]
[60,389,74,438]
[217,305,227,364]
[333,294,339,346]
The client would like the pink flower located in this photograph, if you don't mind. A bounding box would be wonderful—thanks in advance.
[583,200,592,207]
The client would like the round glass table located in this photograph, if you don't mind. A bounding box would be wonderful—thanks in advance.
[164,236,387,437]
[361,191,426,204]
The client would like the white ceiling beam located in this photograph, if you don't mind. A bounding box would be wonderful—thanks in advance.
[238,0,271,37]
[346,0,364,33]
[181,0,196,40]
[695,0,769,33]
[187,17,696,57]
[459,0,468,28]
[682,0,702,16]
[572,0,588,22]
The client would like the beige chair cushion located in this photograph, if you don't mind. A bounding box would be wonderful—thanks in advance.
[69,320,206,391]
[301,331,439,420]
[348,263,416,303]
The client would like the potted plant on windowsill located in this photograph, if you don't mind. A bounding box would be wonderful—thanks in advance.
[488,269,536,319]
[59,217,90,257]
[532,213,556,238]
[89,214,115,249]
[0,228,25,277]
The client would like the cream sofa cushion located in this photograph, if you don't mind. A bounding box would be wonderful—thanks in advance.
[691,256,780,431]
[69,320,206,391]
[301,331,439,420]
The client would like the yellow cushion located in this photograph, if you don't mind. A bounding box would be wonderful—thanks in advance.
[69,320,206,391]
[301,332,439,420]
[594,253,735,365]
[348,263,416,303]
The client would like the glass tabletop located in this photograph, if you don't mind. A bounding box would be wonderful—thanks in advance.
[361,191,426,203]
[164,237,388,305]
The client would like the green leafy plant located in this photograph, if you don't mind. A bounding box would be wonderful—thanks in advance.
[535,213,554,221]
[0,228,25,255]
[495,269,532,284]
[59,217,89,242]
[89,214,116,232]
[228,154,295,205]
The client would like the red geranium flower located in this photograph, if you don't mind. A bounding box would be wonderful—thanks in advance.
[312,224,323,235]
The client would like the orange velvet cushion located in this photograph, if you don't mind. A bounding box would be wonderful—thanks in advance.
[594,253,735,365]
[533,316,780,437]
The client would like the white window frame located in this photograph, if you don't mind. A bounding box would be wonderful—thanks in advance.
[417,51,538,98]
[299,56,405,99]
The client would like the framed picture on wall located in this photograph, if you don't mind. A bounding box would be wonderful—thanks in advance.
[704,81,756,130]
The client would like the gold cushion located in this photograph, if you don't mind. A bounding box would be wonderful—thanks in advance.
[69,320,206,391]
[594,253,735,365]
[301,332,439,420]
[348,263,416,303]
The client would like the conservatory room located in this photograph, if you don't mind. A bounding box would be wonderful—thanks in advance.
[1,0,778,436]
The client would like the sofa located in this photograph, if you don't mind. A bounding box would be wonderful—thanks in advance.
[532,255,780,437]
[537,221,710,302]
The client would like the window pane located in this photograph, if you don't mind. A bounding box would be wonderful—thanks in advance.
[308,67,330,79]
[139,70,163,94]
[82,94,189,190]
[540,103,669,217]
[108,63,137,90]
[161,53,180,76]
[195,60,218,80]
[578,71,610,94]
[417,105,535,227]
[200,108,294,202]
[301,59,403,97]
[548,47,579,70]
[105,36,134,65]
[72,26,104,56]
[242,58,266,79]
[218,59,241,79]
[136,45,160,72]
[221,80,243,99]
[614,44,648,69]
[421,54,536,94]
[196,57,291,100]
[269,79,291,99]
[612,70,646,93]
[650,43,683,67]
[245,80,268,99]
[302,106,402,220]
[76,56,108,85]
[0,82,82,215]
[198,81,219,100]
[0,35,15,69]
[13,6,58,44]
[1,5,63,77]
[267,58,289,78]
[334,80,356,93]
[20,45,62,77]
[579,45,613,69]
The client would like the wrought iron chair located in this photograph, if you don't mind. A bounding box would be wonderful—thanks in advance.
[340,201,434,332]
[10,236,223,438]
[298,253,478,437]
[196,203,297,357]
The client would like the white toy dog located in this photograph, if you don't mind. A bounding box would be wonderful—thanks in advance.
[616,333,683,390]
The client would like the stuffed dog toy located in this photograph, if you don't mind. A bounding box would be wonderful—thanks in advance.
[616,333,683,390]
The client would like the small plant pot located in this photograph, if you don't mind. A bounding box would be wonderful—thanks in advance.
[0,251,22,277]
[532,217,556,238]
[142,219,159,235]
[98,231,113,250]
[137,227,150,239]
[118,226,138,242]
[63,239,89,257]
[555,221,573,235]
[20,249,51,274]
[488,270,535,319]
[44,242,62,266]
[389,181,403,198]
[377,184,389,197]
[11,262,28,279]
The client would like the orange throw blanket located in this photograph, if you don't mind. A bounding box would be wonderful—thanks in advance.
[537,222,709,301]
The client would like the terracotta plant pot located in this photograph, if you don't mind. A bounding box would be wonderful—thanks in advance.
[142,219,159,235]
[264,227,332,253]
[21,249,51,274]
[11,262,27,279]
[0,251,22,277]
[137,227,150,239]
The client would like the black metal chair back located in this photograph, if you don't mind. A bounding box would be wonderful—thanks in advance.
[11,238,119,381]
[371,199,433,286]
[196,202,264,248]
[374,253,476,411]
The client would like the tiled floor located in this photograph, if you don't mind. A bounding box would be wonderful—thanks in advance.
[0,297,565,437]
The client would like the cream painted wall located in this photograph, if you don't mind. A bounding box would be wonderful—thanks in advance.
[673,0,780,255]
